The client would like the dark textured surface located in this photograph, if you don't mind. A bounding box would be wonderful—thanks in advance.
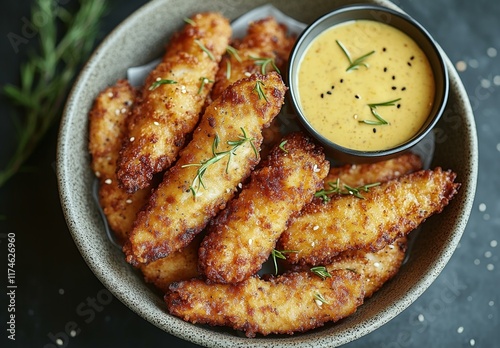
[0,0,498,347]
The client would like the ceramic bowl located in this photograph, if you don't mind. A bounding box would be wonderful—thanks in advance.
[288,4,449,163]
[57,0,477,347]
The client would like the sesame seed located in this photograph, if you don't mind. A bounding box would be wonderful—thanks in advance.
[238,183,243,189]
[491,240,498,247]
[355,94,360,99]
[315,299,323,307]
[126,199,133,204]
[407,62,412,67]
[320,93,324,98]
[373,128,377,133]
[156,77,161,81]
[248,239,253,245]
[114,109,120,115]
[70,330,77,337]
[120,108,127,114]
[457,326,464,334]
[311,242,315,247]
[384,67,387,72]
[353,114,358,120]
[340,79,344,83]
[226,188,231,194]
[313,225,319,231]
[401,87,406,91]
[154,121,160,126]
[374,262,381,268]
[470,339,475,346]
[326,91,332,95]
[56,338,64,346]
[418,314,424,322]
[244,72,252,77]
[95,171,101,178]
[129,137,135,142]
[107,92,114,98]
[104,179,112,185]
[313,164,320,173]
[391,86,397,90]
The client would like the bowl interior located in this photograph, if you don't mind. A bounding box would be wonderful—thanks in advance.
[288,5,450,162]
[57,0,477,347]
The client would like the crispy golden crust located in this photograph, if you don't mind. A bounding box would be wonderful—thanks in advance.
[325,152,423,188]
[279,168,460,265]
[327,238,407,298]
[88,80,150,244]
[199,132,329,283]
[140,234,202,293]
[211,17,295,157]
[165,269,364,337]
[117,13,232,193]
[211,17,295,100]
[124,73,287,265]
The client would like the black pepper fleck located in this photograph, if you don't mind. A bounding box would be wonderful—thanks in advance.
[355,94,360,99]
[410,56,415,60]
[392,75,396,80]
[320,93,324,98]
[384,67,387,72]
[326,91,332,95]
[383,47,387,52]
[407,62,412,67]
[391,86,397,90]
[340,79,344,83]
[402,87,406,91]
[331,85,335,89]
[373,128,377,133]
[397,104,401,109]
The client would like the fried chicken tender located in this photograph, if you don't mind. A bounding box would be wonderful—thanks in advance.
[140,234,202,293]
[117,13,232,193]
[325,152,423,188]
[88,80,150,244]
[166,269,364,337]
[211,17,296,155]
[279,168,460,266]
[199,132,329,284]
[124,72,287,266]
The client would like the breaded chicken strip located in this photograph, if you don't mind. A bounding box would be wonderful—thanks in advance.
[124,73,287,265]
[211,17,295,100]
[140,234,202,293]
[279,168,460,266]
[199,132,329,284]
[211,17,296,155]
[291,238,407,299]
[166,269,364,337]
[325,152,423,189]
[117,13,232,193]
[88,80,150,244]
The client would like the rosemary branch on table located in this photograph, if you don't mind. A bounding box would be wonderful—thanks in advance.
[0,0,107,187]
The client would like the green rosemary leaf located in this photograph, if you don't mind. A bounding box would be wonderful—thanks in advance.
[336,40,375,72]
[253,80,268,102]
[360,98,401,125]
[195,39,215,61]
[310,266,332,280]
[226,45,242,62]
[315,179,380,201]
[198,77,214,94]
[149,79,177,91]
[271,249,299,275]
[183,17,196,26]
[250,56,280,75]
[0,0,107,187]
[314,292,330,305]
[279,140,288,153]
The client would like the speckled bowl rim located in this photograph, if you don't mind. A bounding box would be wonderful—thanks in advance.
[57,1,478,347]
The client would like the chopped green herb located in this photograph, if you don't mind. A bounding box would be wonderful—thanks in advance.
[314,292,330,305]
[360,98,401,125]
[336,40,375,72]
[310,266,332,280]
[271,249,299,275]
[278,140,288,153]
[250,56,280,75]
[226,45,242,62]
[198,77,214,94]
[195,39,215,61]
[253,80,268,102]
[183,17,196,26]
[149,79,177,91]
[315,178,380,202]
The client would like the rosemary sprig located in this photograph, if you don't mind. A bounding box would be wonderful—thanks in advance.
[310,266,332,280]
[314,292,330,305]
[226,45,242,62]
[250,56,280,75]
[198,77,214,94]
[0,0,107,187]
[183,17,196,26]
[360,98,401,125]
[271,249,299,275]
[182,128,257,198]
[278,140,288,153]
[253,80,268,102]
[315,178,380,202]
[149,79,177,91]
[336,40,375,72]
[195,39,215,61]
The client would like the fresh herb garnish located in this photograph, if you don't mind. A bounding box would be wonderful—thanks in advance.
[310,266,332,280]
[195,39,215,61]
[149,79,177,91]
[314,292,330,305]
[253,80,268,102]
[271,249,299,275]
[183,17,196,26]
[336,40,375,72]
[315,178,380,202]
[360,98,401,125]
[250,56,280,75]
[198,77,214,94]
[278,140,288,153]
[182,128,257,199]
[0,0,107,187]
[226,45,242,62]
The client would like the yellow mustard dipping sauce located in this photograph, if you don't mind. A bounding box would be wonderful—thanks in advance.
[298,20,435,151]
